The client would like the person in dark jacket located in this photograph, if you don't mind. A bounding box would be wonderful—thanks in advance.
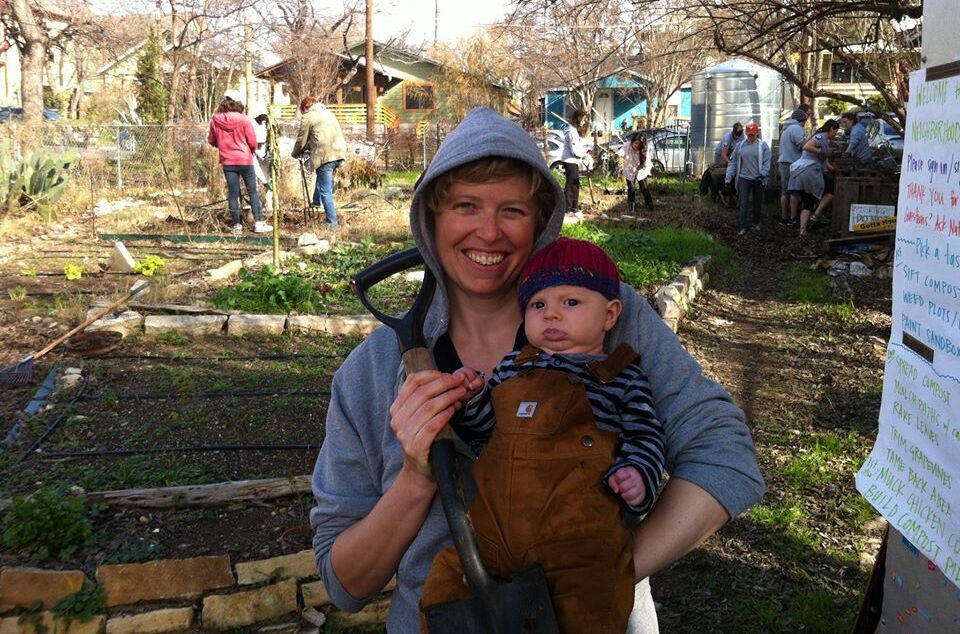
[207,91,271,235]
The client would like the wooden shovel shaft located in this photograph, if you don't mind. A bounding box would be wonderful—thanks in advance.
[32,283,149,361]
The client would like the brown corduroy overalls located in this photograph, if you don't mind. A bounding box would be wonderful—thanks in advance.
[421,345,637,633]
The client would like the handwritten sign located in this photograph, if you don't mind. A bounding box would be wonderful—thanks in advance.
[855,70,960,589]
[850,203,897,232]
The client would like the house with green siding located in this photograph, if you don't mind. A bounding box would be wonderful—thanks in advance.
[259,41,496,131]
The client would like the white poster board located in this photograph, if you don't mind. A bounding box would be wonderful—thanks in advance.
[855,69,960,590]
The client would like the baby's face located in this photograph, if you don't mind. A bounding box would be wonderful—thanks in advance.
[523,285,621,356]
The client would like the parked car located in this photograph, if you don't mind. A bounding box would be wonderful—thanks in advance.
[866,118,904,157]
[0,106,62,122]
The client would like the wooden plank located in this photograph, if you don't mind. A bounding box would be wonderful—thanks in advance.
[83,476,313,508]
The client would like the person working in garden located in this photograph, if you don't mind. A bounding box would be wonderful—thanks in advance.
[560,109,591,213]
[841,111,872,165]
[778,107,809,227]
[420,237,665,632]
[725,121,771,236]
[788,119,839,236]
[291,96,347,230]
[309,106,764,632]
[207,90,272,236]
[622,133,655,213]
[714,121,744,165]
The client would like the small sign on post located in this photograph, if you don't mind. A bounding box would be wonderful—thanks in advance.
[849,203,897,233]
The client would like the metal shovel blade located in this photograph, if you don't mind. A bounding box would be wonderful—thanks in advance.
[423,563,558,633]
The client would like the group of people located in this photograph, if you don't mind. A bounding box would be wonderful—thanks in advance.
[309,107,764,632]
[560,109,655,216]
[716,105,874,237]
[207,91,347,234]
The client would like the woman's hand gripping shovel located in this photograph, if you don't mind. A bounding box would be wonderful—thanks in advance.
[353,248,559,634]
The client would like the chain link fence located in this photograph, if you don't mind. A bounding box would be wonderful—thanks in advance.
[0,120,458,203]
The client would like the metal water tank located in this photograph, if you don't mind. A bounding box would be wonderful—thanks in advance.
[690,58,784,173]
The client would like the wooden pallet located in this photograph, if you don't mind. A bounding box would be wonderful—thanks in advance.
[831,176,899,236]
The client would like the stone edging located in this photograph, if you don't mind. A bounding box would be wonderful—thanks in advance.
[654,256,712,333]
[0,551,391,633]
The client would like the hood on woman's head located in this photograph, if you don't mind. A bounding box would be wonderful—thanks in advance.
[409,107,567,288]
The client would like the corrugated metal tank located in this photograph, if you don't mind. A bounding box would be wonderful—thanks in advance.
[690,58,784,173]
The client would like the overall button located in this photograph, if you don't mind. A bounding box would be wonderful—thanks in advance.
[580,435,594,447]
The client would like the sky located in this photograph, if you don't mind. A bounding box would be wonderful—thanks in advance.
[321,0,517,46]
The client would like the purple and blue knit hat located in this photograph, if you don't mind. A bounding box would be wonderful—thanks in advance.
[518,237,620,308]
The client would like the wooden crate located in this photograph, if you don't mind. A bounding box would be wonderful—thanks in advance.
[831,176,899,236]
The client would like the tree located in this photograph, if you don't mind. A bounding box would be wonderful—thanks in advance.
[431,30,517,122]
[136,28,168,123]
[676,0,922,130]
[505,0,634,126]
[4,0,54,123]
[630,7,711,127]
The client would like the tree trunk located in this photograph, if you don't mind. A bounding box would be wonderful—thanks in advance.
[11,0,47,124]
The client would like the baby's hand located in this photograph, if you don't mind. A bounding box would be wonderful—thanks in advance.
[607,466,647,508]
[451,367,485,405]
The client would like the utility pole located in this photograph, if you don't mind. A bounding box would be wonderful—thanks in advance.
[244,19,255,111]
[365,0,375,140]
[434,0,439,47]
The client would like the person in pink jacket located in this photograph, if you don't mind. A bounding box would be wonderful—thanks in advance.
[208,90,272,235]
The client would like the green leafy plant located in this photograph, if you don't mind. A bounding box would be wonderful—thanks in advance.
[1,486,95,558]
[156,329,190,346]
[134,254,166,276]
[106,537,165,564]
[52,581,105,626]
[63,264,84,280]
[212,266,324,314]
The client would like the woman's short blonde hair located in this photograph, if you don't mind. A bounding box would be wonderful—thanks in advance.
[422,157,555,231]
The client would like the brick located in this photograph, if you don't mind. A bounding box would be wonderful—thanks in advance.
[85,310,143,338]
[329,597,390,628]
[0,612,105,634]
[323,315,380,336]
[0,567,86,611]
[105,608,193,634]
[227,315,287,338]
[235,550,317,585]
[207,260,243,281]
[143,315,226,337]
[201,579,297,631]
[96,556,233,607]
[286,315,328,335]
[299,580,330,608]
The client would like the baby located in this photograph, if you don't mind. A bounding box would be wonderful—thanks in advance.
[421,237,665,633]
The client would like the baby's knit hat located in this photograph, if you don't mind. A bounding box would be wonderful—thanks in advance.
[518,237,620,308]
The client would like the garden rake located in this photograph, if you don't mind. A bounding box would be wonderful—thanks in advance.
[0,279,150,387]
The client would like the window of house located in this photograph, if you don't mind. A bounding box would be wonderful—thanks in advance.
[403,83,436,111]
[830,62,862,83]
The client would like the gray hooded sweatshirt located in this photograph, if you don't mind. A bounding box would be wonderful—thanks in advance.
[310,107,764,631]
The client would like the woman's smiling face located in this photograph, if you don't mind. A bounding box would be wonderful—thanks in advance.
[433,174,539,304]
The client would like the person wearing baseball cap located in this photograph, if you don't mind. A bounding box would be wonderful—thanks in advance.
[421,237,666,632]
[725,120,771,236]
[778,107,810,226]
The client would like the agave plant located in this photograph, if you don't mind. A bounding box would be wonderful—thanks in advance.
[0,148,79,219]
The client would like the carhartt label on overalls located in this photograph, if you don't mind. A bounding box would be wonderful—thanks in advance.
[516,401,538,418]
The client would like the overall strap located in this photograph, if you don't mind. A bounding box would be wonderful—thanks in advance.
[515,344,542,364]
[587,344,638,383]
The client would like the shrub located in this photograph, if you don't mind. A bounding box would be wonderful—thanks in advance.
[211,266,323,314]
[1,486,95,558]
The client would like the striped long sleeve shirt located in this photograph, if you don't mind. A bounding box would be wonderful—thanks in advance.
[460,348,666,514]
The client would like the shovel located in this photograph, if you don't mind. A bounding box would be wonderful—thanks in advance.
[353,248,559,634]
[0,279,150,386]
